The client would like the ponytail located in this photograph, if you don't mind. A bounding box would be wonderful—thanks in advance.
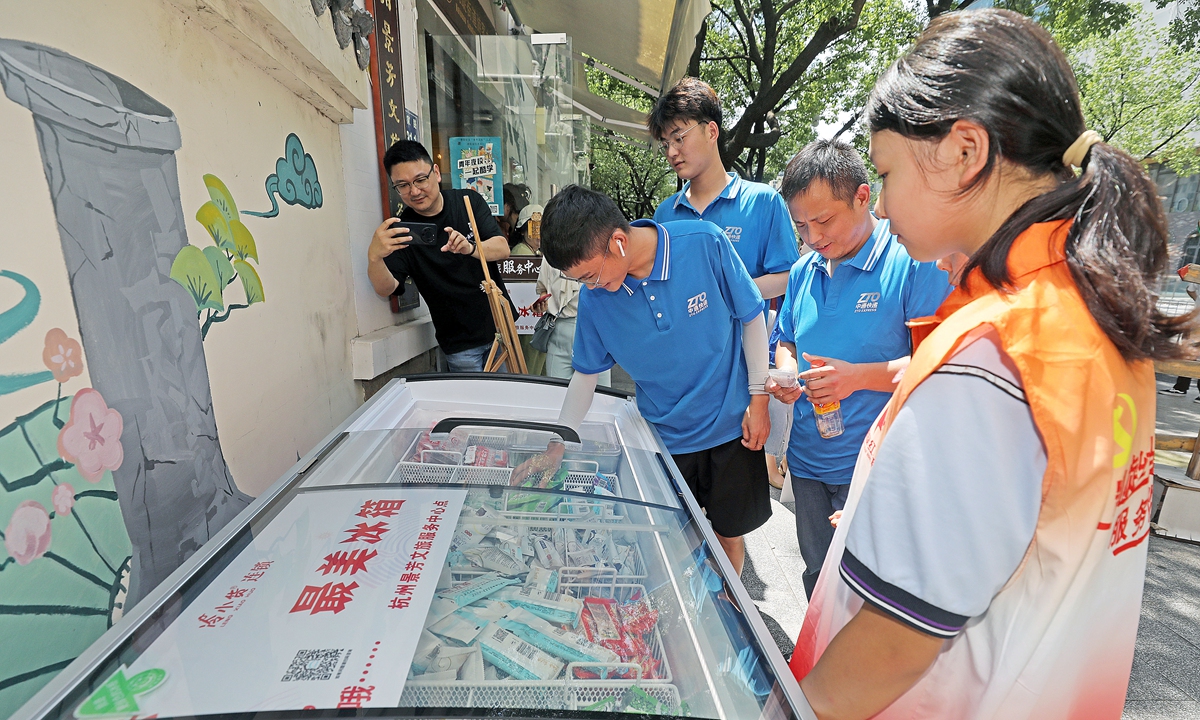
[868,9,1194,361]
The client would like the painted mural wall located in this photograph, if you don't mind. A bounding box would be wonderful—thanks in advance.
[0,2,365,714]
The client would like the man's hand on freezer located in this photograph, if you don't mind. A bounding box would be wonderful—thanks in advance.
[509,440,565,487]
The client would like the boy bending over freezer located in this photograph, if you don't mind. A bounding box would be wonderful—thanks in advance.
[523,184,772,575]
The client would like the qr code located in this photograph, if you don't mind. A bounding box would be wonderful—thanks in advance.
[281,648,344,682]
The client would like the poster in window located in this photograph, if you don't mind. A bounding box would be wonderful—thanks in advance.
[448,137,503,215]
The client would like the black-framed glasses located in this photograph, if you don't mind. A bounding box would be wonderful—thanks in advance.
[658,123,701,155]
[561,238,613,287]
[391,165,438,194]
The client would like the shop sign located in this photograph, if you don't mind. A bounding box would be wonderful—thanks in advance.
[75,488,466,716]
[449,136,503,215]
[431,0,495,36]
[505,280,545,334]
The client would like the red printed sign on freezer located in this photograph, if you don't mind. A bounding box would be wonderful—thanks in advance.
[91,488,465,717]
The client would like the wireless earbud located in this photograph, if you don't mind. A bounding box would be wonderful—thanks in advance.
[617,240,626,257]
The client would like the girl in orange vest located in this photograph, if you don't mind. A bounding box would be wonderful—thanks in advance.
[775,9,1193,719]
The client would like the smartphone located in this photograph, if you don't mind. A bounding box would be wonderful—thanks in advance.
[392,220,442,246]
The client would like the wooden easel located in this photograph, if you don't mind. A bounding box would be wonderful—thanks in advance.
[463,197,527,374]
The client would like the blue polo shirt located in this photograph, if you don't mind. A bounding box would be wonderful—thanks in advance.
[572,219,766,454]
[777,219,952,484]
[654,173,799,279]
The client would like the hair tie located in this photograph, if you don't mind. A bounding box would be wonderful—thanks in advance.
[1063,130,1102,169]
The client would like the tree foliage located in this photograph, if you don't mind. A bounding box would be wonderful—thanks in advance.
[1072,11,1200,176]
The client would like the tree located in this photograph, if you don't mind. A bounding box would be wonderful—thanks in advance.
[1072,12,1200,176]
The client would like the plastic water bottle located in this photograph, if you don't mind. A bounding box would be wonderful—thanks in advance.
[808,359,844,439]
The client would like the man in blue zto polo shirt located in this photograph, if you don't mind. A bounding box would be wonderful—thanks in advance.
[535,184,773,576]
[648,77,801,486]
[765,139,952,598]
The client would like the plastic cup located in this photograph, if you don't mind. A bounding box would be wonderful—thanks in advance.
[768,368,798,388]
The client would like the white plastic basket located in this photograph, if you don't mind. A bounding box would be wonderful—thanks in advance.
[397,679,682,713]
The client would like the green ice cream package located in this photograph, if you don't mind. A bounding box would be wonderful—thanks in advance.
[498,607,620,666]
[506,490,564,514]
[580,697,620,712]
[478,625,565,681]
[621,686,669,715]
[437,571,519,607]
[495,585,584,627]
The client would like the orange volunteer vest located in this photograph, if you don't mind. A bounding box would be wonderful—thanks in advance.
[790,220,1156,719]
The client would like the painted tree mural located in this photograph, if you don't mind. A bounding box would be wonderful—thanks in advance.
[0,38,253,713]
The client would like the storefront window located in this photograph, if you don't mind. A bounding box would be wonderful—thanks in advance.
[423,32,584,213]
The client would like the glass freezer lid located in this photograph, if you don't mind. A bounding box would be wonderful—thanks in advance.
[20,377,809,720]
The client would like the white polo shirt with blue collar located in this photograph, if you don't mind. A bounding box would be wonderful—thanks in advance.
[776,219,953,484]
[654,173,800,279]
[572,219,766,454]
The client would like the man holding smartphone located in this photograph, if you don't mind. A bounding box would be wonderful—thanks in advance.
[367,140,515,372]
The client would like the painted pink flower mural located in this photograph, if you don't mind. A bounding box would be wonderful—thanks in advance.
[4,501,52,566]
[51,483,75,516]
[57,389,124,484]
[42,328,84,383]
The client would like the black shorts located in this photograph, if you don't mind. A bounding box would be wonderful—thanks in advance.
[672,436,772,538]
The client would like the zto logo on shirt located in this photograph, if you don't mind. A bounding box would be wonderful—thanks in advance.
[724,226,743,243]
[687,292,709,317]
[855,292,881,313]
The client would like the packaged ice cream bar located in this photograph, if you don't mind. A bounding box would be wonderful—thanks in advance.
[581,597,623,643]
[437,572,519,607]
[532,534,564,569]
[566,548,604,568]
[497,541,525,567]
[459,643,484,682]
[495,585,584,627]
[463,546,528,576]
[498,607,620,666]
[464,599,513,623]
[426,596,460,625]
[464,445,508,467]
[478,625,564,681]
[506,490,565,514]
[425,643,477,675]
[618,594,660,637]
[524,566,559,594]
[428,607,491,645]
[621,686,670,714]
[410,629,443,674]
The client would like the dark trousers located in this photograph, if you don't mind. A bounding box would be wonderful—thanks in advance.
[791,476,850,599]
[1174,376,1194,392]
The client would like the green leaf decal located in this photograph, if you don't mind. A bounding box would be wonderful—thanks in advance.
[170,246,224,312]
[234,260,265,305]
[195,202,235,251]
[202,246,235,287]
[229,220,259,262]
[203,174,239,222]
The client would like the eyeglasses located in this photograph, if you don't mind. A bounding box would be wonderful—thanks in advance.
[658,123,702,155]
[561,238,613,287]
[391,166,438,194]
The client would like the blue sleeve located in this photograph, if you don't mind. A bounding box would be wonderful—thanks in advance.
[902,260,953,321]
[760,192,801,275]
[776,267,800,345]
[710,230,766,324]
[570,292,616,375]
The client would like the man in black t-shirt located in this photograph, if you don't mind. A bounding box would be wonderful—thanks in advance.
[367,141,516,372]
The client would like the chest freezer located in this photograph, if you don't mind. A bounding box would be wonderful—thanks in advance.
[13,375,816,720]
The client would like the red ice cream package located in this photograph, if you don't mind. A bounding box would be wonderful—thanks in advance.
[617,594,659,637]
[581,597,623,644]
[465,445,509,467]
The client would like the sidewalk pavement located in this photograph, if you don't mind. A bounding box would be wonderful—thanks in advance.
[742,488,1200,720]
